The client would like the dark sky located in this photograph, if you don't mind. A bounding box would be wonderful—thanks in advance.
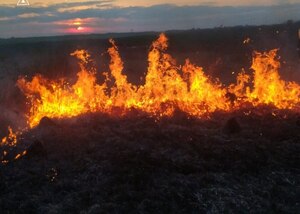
[0,0,300,38]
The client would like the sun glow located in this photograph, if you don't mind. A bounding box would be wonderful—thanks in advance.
[73,22,81,26]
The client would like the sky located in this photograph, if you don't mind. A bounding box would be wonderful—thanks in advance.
[0,0,299,38]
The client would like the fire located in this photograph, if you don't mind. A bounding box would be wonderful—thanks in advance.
[1,126,25,164]
[17,50,108,127]
[1,126,18,147]
[16,33,300,128]
[249,49,300,108]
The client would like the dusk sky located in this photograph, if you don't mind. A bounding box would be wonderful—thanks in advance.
[0,0,299,38]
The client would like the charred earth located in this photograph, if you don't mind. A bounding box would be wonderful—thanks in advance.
[0,108,299,213]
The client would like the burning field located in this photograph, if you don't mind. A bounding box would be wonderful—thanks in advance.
[0,26,300,213]
[10,33,300,128]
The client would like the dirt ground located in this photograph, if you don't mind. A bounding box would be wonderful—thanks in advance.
[1,107,299,213]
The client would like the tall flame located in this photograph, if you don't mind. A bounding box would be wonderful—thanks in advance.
[249,49,300,108]
[17,33,300,128]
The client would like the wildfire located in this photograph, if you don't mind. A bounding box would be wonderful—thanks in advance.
[16,33,300,128]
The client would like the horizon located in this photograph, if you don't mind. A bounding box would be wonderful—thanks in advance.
[0,0,300,38]
[1,20,299,40]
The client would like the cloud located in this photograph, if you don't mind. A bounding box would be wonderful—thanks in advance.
[0,1,300,38]
[17,12,40,18]
[0,17,15,21]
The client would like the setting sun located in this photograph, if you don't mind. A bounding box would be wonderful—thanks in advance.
[73,22,82,26]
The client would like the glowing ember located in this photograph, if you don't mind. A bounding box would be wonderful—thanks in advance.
[243,37,251,44]
[17,33,300,128]
[1,126,18,147]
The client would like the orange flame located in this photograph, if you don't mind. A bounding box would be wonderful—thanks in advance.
[249,49,300,108]
[1,126,18,147]
[17,33,300,128]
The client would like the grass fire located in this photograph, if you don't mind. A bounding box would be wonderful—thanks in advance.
[15,34,300,128]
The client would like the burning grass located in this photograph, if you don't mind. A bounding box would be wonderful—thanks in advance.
[16,33,300,129]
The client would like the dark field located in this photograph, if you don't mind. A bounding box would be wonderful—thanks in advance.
[1,22,300,213]
[1,109,300,213]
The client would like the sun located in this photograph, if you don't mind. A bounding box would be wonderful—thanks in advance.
[76,26,84,31]
[73,21,81,26]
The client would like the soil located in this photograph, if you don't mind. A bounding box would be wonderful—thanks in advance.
[0,107,299,213]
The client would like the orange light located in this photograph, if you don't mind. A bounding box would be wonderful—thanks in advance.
[73,21,81,26]
[17,34,300,128]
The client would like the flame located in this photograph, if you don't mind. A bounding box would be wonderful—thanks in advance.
[17,50,108,127]
[1,126,25,163]
[16,33,300,128]
[1,126,18,147]
[249,49,300,108]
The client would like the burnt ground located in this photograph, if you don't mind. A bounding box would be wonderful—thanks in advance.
[0,107,299,213]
